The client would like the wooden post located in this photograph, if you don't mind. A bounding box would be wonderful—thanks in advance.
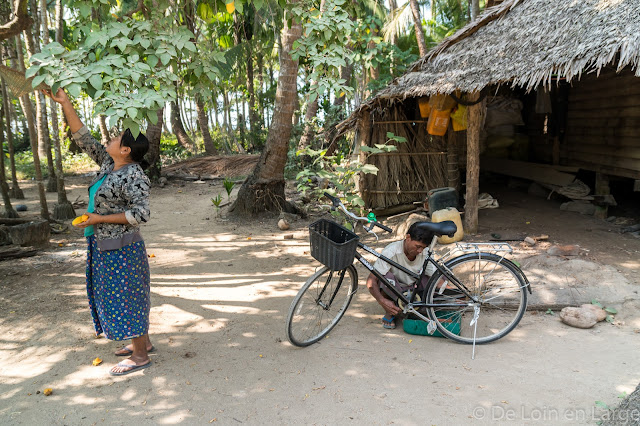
[594,172,610,220]
[464,91,485,234]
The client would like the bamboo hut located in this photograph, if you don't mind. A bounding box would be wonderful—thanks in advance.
[337,0,640,231]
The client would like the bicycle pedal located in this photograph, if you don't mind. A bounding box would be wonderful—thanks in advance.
[427,320,437,335]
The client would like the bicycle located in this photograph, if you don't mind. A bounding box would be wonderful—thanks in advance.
[285,193,531,355]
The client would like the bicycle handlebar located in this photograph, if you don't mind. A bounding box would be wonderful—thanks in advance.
[323,192,392,234]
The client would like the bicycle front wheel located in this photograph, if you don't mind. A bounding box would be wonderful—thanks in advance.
[286,265,358,347]
[424,253,528,344]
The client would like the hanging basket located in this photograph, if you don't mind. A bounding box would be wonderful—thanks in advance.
[0,65,48,98]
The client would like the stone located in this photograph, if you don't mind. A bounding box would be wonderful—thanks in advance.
[559,307,598,329]
[524,237,536,246]
[560,201,596,215]
[283,234,294,240]
[547,244,581,256]
[580,304,607,322]
[278,219,290,230]
[15,204,27,212]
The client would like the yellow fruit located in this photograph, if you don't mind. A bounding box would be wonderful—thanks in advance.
[92,357,102,366]
[226,2,235,13]
[72,214,89,226]
[43,388,53,396]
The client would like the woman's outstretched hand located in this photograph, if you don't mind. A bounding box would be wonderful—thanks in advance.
[41,88,70,105]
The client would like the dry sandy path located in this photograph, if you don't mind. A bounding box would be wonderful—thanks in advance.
[1,176,639,425]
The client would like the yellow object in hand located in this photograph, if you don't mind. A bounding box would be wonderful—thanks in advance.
[72,214,89,226]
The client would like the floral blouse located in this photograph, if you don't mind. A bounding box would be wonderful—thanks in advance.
[72,126,150,250]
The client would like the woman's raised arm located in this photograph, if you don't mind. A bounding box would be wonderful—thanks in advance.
[42,88,84,133]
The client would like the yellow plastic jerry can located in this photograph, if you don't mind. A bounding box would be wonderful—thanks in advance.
[431,207,464,244]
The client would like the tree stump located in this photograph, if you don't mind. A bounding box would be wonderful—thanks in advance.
[0,218,51,247]
[53,202,77,220]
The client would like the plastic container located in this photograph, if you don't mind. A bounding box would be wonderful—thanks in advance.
[308,219,359,271]
[431,207,463,244]
[451,104,467,131]
[427,108,451,136]
[426,187,458,212]
[418,97,431,118]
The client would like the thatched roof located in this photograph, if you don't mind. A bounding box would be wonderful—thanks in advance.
[339,0,640,130]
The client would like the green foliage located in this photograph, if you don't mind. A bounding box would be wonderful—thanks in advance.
[295,132,407,213]
[223,178,235,199]
[291,0,357,102]
[28,18,200,136]
[545,308,554,316]
[159,134,193,165]
[591,300,618,324]
[211,194,223,207]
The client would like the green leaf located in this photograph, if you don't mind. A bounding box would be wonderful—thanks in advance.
[108,114,119,130]
[604,307,617,314]
[78,3,91,18]
[89,75,103,90]
[605,315,614,323]
[160,53,171,66]
[360,164,379,175]
[147,55,159,68]
[31,74,47,88]
[591,300,604,309]
[126,107,138,120]
[594,401,609,410]
[66,83,82,98]
[25,66,41,78]
[147,109,158,125]
[140,38,151,49]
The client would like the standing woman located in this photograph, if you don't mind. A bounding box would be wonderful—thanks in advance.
[46,88,154,376]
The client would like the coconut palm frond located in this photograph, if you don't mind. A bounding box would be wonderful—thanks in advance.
[382,3,411,43]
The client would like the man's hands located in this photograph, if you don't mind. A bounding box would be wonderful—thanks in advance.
[380,297,401,316]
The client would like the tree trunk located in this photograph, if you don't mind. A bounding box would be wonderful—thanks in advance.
[13,36,49,219]
[297,95,319,151]
[98,114,109,143]
[169,98,196,152]
[0,50,23,199]
[410,0,428,57]
[470,0,480,20]
[246,41,257,133]
[232,4,302,215]
[256,52,264,129]
[195,94,217,155]
[324,64,353,156]
[23,17,56,192]
[0,82,18,218]
[145,108,164,180]
[464,91,485,234]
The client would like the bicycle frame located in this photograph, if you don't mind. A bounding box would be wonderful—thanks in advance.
[353,235,479,318]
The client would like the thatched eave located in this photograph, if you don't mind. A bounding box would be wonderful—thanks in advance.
[337,0,640,136]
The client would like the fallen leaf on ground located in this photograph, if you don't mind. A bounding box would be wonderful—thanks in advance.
[92,357,102,366]
[43,388,53,396]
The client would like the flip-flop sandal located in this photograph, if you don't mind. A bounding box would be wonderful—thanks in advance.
[109,361,152,376]
[381,315,396,329]
[115,345,156,356]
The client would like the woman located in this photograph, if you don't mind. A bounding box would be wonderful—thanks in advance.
[46,88,154,376]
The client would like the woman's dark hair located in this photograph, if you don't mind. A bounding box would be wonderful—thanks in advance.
[407,221,435,245]
[121,128,150,170]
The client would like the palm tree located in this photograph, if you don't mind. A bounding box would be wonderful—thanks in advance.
[232,1,302,215]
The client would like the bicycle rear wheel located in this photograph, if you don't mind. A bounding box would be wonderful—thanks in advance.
[424,253,528,344]
[286,265,357,347]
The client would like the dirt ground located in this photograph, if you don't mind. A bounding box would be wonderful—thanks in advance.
[1,160,640,425]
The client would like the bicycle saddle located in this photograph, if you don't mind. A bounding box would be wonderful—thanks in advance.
[414,221,457,237]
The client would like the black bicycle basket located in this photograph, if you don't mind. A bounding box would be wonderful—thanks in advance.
[309,219,359,271]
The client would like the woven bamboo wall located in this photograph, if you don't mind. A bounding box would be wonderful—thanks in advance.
[360,105,449,209]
